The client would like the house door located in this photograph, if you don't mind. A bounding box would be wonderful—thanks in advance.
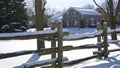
[69,20,74,27]
[79,19,85,28]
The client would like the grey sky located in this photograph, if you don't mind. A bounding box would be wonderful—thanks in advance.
[25,0,105,14]
[46,0,104,11]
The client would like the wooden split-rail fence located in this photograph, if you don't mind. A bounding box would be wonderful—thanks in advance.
[0,22,120,68]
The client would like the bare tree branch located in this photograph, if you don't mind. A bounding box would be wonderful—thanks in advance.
[93,0,107,15]
[93,0,110,22]
[108,0,113,17]
[106,0,110,15]
[115,0,120,17]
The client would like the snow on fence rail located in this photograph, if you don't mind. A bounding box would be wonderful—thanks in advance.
[0,22,67,68]
[63,30,103,40]
[0,29,69,40]
[0,30,57,40]
[63,29,120,41]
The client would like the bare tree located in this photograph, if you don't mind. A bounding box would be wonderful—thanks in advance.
[93,0,120,40]
[27,0,50,28]
[82,4,95,10]
[45,7,58,15]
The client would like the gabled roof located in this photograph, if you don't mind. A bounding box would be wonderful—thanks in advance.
[72,7,101,15]
[48,13,63,23]
[48,7,101,23]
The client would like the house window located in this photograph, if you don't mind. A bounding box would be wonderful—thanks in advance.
[86,19,89,26]
[66,20,69,26]
[91,18,94,24]
[66,12,69,17]
[74,12,76,17]
[96,19,98,23]
[74,20,78,26]
[81,14,83,19]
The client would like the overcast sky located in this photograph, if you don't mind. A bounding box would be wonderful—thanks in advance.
[25,0,104,13]
[45,0,104,11]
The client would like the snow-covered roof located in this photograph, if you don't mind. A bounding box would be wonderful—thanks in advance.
[73,7,101,15]
[48,7,101,24]
[48,13,63,23]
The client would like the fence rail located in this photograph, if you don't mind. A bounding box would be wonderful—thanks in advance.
[0,22,120,68]
[0,30,57,40]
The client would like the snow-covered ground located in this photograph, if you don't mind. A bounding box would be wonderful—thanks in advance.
[0,27,120,68]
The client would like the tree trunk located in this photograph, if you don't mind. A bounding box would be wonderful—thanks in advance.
[109,0,117,40]
[35,0,45,50]
[109,18,117,40]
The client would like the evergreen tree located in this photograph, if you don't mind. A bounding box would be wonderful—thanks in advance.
[0,0,28,28]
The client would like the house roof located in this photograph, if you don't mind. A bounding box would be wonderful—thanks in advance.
[73,7,101,15]
[48,13,63,23]
[48,7,101,23]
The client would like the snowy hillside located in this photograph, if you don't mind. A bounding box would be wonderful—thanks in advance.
[0,27,120,68]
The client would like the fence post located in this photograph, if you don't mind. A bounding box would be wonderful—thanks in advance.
[97,22,101,42]
[57,21,63,68]
[50,23,57,67]
[103,22,108,58]
[96,22,102,59]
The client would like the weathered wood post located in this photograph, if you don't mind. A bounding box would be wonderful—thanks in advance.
[97,22,101,43]
[103,22,108,58]
[50,22,57,67]
[96,22,102,59]
[57,20,63,68]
